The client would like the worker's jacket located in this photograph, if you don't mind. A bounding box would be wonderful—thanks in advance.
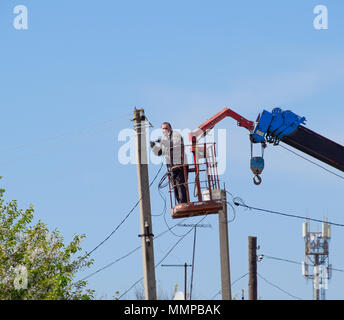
[152,130,187,167]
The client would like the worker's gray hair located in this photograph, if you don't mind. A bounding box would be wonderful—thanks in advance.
[161,122,172,129]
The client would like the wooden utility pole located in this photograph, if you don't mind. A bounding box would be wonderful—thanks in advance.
[248,236,257,300]
[218,189,232,300]
[161,264,192,300]
[133,108,157,300]
[184,263,188,300]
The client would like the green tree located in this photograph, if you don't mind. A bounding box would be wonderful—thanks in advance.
[0,183,94,300]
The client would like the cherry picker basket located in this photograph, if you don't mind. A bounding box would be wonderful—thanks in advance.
[168,142,224,219]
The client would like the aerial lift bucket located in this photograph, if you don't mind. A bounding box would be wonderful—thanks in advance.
[169,142,224,219]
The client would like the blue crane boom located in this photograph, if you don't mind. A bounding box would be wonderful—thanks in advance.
[190,107,344,184]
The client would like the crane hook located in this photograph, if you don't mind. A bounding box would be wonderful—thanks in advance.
[250,140,265,186]
[253,174,262,185]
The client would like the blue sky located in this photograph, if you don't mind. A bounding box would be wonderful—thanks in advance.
[1,0,344,299]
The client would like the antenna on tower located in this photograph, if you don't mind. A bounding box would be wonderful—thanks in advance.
[302,217,332,300]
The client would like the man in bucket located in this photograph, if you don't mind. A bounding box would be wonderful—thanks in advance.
[150,122,188,204]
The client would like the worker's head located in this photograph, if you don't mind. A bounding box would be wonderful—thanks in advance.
[161,122,172,136]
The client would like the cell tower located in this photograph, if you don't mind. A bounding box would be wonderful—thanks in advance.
[302,218,332,300]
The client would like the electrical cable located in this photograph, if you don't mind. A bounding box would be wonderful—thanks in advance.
[151,171,168,217]
[0,113,131,154]
[77,216,189,283]
[86,162,164,257]
[118,216,207,299]
[257,272,303,300]
[262,254,344,273]
[210,273,249,300]
[233,199,344,228]
[1,125,118,167]
[263,255,301,266]
[0,114,133,168]
[158,171,197,238]
[151,188,167,217]
[226,201,236,223]
[279,144,344,181]
[79,246,141,283]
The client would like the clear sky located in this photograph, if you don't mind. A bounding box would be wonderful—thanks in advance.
[1,0,344,300]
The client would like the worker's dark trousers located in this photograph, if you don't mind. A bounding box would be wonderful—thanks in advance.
[171,167,188,204]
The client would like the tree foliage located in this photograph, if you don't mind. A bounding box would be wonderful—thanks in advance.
[0,184,94,300]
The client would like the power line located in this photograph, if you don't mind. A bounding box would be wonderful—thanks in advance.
[78,217,189,283]
[175,223,211,299]
[1,114,132,167]
[118,216,207,299]
[79,246,141,283]
[86,162,164,257]
[226,201,236,223]
[233,198,344,228]
[257,273,303,300]
[263,254,300,266]
[0,113,131,154]
[211,273,248,300]
[262,254,344,273]
[279,144,344,181]
[1,125,116,167]
[158,172,198,238]
[151,172,168,217]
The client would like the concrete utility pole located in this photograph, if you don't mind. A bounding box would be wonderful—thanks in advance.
[248,236,257,300]
[218,190,232,300]
[133,108,157,300]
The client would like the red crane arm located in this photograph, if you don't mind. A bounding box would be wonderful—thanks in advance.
[188,107,255,142]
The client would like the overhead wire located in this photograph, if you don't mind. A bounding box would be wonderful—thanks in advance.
[1,126,117,167]
[233,197,344,228]
[279,144,344,181]
[0,113,132,167]
[0,113,131,154]
[263,254,301,266]
[158,171,198,238]
[262,254,344,273]
[151,171,169,217]
[211,273,249,300]
[86,162,164,257]
[79,246,141,283]
[77,216,189,283]
[226,201,236,223]
[118,215,208,299]
[257,273,303,300]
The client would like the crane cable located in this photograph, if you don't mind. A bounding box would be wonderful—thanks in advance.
[279,144,344,181]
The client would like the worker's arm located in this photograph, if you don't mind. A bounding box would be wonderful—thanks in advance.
[150,139,163,156]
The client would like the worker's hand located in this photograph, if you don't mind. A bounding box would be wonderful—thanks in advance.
[150,141,155,148]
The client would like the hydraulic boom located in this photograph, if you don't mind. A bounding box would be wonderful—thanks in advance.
[189,107,344,184]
